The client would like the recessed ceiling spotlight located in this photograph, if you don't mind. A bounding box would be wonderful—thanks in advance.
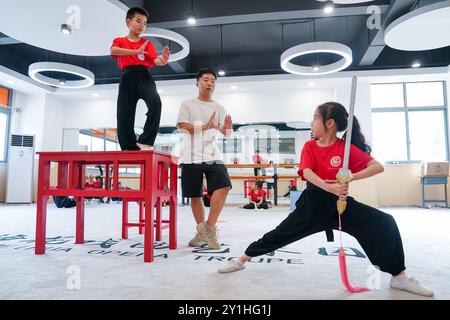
[324,1,335,14]
[61,24,72,36]
[187,14,197,25]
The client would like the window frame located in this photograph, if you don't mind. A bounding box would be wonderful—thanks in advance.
[371,81,448,164]
[0,86,12,163]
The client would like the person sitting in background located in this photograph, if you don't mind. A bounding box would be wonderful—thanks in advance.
[53,196,77,208]
[242,181,269,210]
[283,179,298,197]
[94,175,105,203]
[85,175,95,201]
[85,175,105,203]
[85,175,95,188]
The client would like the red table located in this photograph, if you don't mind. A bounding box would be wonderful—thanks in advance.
[34,151,178,262]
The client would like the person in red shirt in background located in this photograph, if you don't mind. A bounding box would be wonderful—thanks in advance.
[252,150,266,176]
[218,101,433,297]
[283,178,298,197]
[84,175,104,203]
[111,7,170,151]
[85,175,95,188]
[84,176,95,201]
[242,181,269,210]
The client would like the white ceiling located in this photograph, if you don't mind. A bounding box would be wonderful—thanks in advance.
[0,0,129,56]
[384,1,450,51]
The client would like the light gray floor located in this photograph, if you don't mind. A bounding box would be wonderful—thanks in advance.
[0,202,448,300]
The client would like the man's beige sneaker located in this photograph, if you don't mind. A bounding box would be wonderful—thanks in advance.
[197,222,220,250]
[188,233,205,247]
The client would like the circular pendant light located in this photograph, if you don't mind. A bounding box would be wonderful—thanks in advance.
[28,62,95,89]
[142,28,190,62]
[280,41,352,76]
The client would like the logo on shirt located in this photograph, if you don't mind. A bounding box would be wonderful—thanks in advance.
[330,156,341,167]
[138,54,145,61]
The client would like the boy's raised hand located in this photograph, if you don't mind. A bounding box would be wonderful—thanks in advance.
[136,40,149,55]
[160,46,171,65]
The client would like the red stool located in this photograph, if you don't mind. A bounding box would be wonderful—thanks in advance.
[121,158,177,244]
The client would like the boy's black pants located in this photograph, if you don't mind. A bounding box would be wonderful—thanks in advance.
[117,66,161,150]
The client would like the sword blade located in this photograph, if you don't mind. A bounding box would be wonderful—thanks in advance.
[342,76,357,170]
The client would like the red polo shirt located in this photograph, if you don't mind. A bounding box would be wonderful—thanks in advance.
[111,37,158,70]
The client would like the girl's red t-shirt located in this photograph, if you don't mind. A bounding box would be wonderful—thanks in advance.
[298,138,373,181]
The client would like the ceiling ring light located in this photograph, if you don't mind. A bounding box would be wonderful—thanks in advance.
[143,28,190,62]
[280,41,353,76]
[28,62,95,89]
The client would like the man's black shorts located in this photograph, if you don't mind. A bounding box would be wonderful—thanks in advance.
[181,162,232,198]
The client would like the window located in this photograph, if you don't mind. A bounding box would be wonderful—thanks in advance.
[91,136,105,151]
[371,81,448,163]
[218,138,242,153]
[255,138,282,154]
[406,82,445,107]
[79,133,92,151]
[0,113,8,161]
[105,140,119,151]
[0,86,11,162]
[154,144,174,154]
[371,83,404,108]
[278,138,296,154]
[408,111,447,161]
[79,129,120,151]
[253,138,296,155]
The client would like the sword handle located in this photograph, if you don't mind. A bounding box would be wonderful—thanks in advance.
[336,168,353,215]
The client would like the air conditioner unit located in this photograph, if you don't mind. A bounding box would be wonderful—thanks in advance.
[6,134,35,204]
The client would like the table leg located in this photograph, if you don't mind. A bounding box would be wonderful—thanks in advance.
[35,159,50,255]
[122,200,128,239]
[155,197,161,241]
[143,157,154,262]
[75,196,85,244]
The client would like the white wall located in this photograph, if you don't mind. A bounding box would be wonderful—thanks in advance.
[41,94,65,151]
[62,86,334,129]
[12,92,65,152]
[0,92,66,201]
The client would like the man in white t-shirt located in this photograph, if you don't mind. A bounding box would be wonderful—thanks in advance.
[176,68,233,250]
